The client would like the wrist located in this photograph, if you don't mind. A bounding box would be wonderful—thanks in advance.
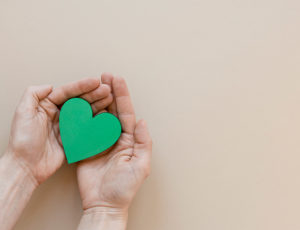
[84,206,128,217]
[0,151,38,230]
[78,207,128,230]
[2,150,38,190]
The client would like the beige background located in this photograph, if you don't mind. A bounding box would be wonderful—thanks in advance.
[1,0,300,229]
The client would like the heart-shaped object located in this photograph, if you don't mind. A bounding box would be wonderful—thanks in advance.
[59,98,121,163]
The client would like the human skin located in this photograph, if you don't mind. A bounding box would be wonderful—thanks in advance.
[0,77,113,230]
[77,74,152,230]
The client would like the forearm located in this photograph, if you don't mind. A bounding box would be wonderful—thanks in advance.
[77,207,128,230]
[0,152,37,230]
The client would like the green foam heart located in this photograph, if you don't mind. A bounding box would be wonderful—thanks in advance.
[59,98,121,163]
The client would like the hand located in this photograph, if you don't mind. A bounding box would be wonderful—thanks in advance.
[77,74,152,215]
[6,78,113,185]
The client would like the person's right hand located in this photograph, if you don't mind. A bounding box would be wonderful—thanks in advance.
[6,77,113,186]
[77,74,152,216]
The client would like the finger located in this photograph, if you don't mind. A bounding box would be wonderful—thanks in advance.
[80,84,110,103]
[91,94,113,114]
[18,85,53,114]
[95,109,107,115]
[113,76,136,134]
[132,120,152,177]
[101,73,117,115]
[48,77,100,105]
[101,72,113,84]
[33,85,53,100]
[134,120,152,145]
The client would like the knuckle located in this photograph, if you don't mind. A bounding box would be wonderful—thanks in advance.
[107,94,113,103]
[100,84,111,94]
[144,165,151,178]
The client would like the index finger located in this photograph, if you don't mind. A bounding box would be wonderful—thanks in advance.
[113,77,136,134]
[48,77,100,105]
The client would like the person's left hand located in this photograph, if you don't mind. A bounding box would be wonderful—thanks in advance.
[6,77,113,185]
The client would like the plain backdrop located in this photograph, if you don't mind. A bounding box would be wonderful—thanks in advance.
[1,0,300,229]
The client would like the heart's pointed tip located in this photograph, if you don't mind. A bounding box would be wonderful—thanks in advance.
[66,157,77,164]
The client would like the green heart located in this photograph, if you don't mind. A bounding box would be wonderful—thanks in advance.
[59,98,121,164]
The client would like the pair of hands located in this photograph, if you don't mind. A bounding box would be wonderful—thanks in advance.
[6,73,152,215]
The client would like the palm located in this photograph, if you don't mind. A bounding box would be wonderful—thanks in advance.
[29,102,64,182]
[77,75,152,211]
[77,134,138,209]
[9,78,112,184]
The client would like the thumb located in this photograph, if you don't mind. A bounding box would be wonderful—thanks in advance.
[132,119,152,177]
[18,85,53,113]
[134,119,152,145]
[32,85,53,100]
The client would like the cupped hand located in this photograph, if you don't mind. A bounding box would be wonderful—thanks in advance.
[6,78,113,185]
[77,74,152,213]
